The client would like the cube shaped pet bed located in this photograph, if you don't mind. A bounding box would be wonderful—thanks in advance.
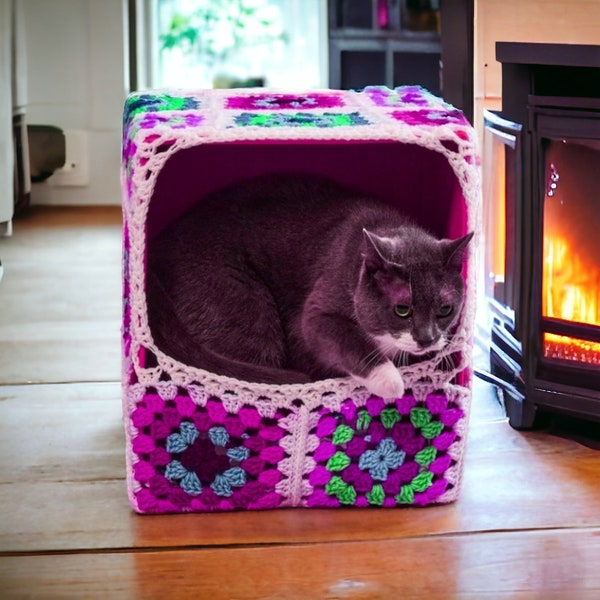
[121,86,480,513]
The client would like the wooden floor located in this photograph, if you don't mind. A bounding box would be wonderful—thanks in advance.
[1,206,599,599]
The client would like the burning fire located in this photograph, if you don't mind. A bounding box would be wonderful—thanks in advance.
[543,236,600,364]
[544,333,600,365]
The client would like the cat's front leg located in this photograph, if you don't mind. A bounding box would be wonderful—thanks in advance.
[301,310,405,400]
[354,361,405,400]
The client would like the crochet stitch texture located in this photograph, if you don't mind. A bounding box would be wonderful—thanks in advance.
[121,86,480,513]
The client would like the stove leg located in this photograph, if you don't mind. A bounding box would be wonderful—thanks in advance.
[475,366,537,429]
[504,391,537,430]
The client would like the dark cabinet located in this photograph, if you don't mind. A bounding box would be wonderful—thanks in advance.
[328,0,474,124]
[328,0,442,95]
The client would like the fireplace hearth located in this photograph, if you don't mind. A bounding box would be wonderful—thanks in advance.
[482,42,600,429]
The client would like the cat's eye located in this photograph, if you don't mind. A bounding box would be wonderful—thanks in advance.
[394,305,412,318]
[438,305,453,318]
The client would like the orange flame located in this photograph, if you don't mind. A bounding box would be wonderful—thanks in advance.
[543,236,600,364]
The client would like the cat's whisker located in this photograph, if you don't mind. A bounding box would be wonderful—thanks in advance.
[439,350,455,374]
[437,353,448,372]
[384,342,403,366]
[370,348,389,369]
[359,346,386,373]
[400,350,409,367]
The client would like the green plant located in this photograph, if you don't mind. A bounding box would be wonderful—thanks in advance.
[160,0,286,68]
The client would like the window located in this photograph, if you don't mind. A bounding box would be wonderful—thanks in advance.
[136,0,327,90]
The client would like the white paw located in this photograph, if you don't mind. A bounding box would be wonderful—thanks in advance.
[356,361,405,400]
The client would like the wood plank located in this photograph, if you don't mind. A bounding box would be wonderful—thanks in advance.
[9,205,122,229]
[0,333,120,384]
[0,207,122,384]
[0,383,124,484]
[2,529,600,599]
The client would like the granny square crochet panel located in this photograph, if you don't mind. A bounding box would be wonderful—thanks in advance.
[121,86,480,513]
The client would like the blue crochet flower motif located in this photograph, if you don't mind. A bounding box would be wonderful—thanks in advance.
[164,422,249,497]
[358,438,406,481]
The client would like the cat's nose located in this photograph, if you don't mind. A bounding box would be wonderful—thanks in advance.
[414,329,439,349]
[417,337,437,349]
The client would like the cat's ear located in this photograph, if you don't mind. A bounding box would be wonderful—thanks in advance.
[363,229,394,274]
[441,232,474,271]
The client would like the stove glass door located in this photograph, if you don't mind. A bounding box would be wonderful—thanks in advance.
[541,137,600,366]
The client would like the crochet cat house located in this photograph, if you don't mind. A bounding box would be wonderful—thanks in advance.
[121,86,480,513]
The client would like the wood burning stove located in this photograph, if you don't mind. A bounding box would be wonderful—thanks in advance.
[482,42,600,428]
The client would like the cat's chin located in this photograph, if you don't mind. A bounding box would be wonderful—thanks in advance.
[406,345,444,357]
[373,332,445,358]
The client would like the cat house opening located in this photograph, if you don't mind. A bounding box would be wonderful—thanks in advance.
[143,139,470,386]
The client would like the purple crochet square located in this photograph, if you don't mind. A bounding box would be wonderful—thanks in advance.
[136,113,205,130]
[121,93,204,180]
[130,394,286,513]
[391,108,468,127]
[225,93,345,110]
[306,394,463,508]
[364,85,435,108]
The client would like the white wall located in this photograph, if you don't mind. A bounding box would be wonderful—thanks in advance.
[23,0,128,205]
[0,0,14,225]
[474,0,600,136]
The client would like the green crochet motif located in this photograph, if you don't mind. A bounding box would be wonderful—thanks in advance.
[366,484,385,506]
[318,401,447,507]
[332,424,355,445]
[356,409,371,431]
[395,473,435,504]
[125,93,198,119]
[421,422,445,439]
[326,451,352,472]
[411,471,435,493]
[397,485,415,504]
[410,407,443,439]
[380,407,401,429]
[415,446,437,467]
[326,476,357,505]
[410,407,432,428]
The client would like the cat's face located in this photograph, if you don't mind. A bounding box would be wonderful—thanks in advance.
[354,228,473,359]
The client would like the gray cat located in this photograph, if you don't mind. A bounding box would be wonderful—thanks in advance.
[147,173,472,399]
